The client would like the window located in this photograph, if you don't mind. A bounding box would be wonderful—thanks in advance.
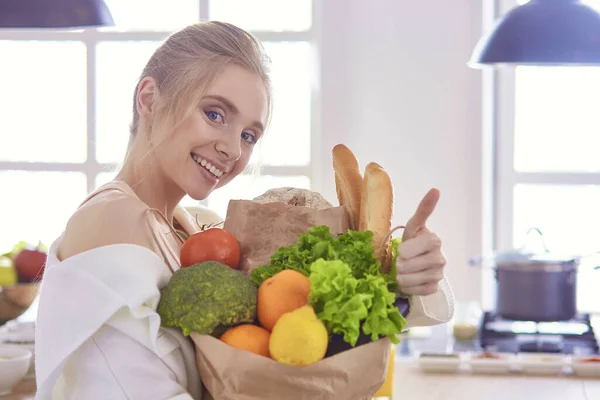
[0,0,316,252]
[492,0,600,313]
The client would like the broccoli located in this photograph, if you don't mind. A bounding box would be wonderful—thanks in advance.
[157,261,258,337]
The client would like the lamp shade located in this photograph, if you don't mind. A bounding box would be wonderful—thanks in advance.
[470,0,600,67]
[0,0,114,28]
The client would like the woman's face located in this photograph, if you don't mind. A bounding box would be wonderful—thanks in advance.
[147,65,268,201]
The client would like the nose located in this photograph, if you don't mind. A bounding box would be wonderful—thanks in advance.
[214,132,242,161]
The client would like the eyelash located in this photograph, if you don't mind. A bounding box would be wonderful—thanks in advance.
[204,109,258,145]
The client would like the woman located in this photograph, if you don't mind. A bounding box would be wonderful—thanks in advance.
[33,21,453,400]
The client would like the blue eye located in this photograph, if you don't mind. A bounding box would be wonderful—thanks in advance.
[241,131,257,145]
[205,110,223,122]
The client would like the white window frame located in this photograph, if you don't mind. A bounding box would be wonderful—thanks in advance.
[484,0,600,308]
[493,0,600,249]
[0,0,320,206]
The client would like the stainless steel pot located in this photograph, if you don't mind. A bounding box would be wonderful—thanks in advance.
[470,228,599,322]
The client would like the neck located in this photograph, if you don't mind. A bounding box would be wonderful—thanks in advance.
[115,137,184,223]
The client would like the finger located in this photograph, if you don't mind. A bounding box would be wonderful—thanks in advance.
[397,231,442,260]
[401,282,439,297]
[403,188,440,240]
[397,265,445,288]
[397,250,446,275]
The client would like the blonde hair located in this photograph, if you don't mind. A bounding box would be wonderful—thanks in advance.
[127,21,272,154]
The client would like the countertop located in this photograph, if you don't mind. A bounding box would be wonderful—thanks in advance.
[3,379,34,400]
[7,359,600,400]
[391,357,600,400]
[5,319,600,399]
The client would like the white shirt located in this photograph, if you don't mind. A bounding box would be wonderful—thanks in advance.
[34,240,204,400]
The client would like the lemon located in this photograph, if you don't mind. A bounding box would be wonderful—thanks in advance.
[269,305,328,366]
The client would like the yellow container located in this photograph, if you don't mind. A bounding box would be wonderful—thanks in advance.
[373,344,395,398]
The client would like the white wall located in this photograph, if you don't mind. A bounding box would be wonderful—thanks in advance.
[315,0,485,302]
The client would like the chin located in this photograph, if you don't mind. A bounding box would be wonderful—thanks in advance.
[185,186,214,201]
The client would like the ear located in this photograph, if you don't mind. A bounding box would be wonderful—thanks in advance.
[136,76,159,118]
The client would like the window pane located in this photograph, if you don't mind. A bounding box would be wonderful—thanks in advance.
[0,41,87,163]
[96,41,161,164]
[103,0,199,31]
[209,0,312,31]
[513,184,600,312]
[250,42,312,167]
[207,174,311,218]
[0,172,87,252]
[95,170,119,189]
[514,66,600,172]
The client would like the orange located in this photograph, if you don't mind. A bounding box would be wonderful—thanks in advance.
[257,269,311,332]
[219,324,271,357]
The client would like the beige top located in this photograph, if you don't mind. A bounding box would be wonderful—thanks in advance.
[58,181,187,273]
[35,181,206,400]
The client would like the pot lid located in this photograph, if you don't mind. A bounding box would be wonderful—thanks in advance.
[494,249,578,265]
[494,227,579,265]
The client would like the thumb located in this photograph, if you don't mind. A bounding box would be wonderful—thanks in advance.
[402,188,440,240]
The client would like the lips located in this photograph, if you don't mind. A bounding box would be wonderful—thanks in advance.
[191,153,225,178]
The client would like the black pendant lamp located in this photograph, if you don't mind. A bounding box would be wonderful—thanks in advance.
[0,0,114,28]
[470,0,600,67]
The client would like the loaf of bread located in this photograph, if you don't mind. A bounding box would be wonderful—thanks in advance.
[359,162,394,273]
[332,144,363,231]
[253,187,333,210]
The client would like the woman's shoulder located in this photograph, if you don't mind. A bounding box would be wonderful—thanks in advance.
[57,183,156,260]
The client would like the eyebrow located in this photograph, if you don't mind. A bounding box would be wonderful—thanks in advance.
[204,94,265,134]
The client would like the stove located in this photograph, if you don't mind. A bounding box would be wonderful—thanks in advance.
[478,311,599,355]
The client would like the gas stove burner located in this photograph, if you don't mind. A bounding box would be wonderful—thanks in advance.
[485,318,590,336]
[478,311,599,355]
[517,335,564,353]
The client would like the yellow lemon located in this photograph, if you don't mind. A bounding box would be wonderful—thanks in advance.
[269,305,328,366]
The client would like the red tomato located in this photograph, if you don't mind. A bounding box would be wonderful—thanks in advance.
[180,228,241,269]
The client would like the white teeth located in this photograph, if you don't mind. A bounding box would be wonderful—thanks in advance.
[192,154,223,178]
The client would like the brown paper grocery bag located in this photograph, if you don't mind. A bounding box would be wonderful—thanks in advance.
[223,199,349,274]
[190,332,391,400]
[192,197,394,399]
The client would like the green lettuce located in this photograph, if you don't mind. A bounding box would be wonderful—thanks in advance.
[250,225,381,286]
[251,225,406,347]
[309,259,405,346]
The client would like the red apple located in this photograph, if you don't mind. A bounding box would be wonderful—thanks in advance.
[14,248,47,282]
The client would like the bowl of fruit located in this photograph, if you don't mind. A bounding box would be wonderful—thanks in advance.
[0,241,47,325]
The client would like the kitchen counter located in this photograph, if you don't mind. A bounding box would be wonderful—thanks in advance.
[5,319,599,399]
[7,359,600,400]
[2,379,34,400]
[391,357,600,400]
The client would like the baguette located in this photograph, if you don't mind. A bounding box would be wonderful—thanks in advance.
[332,144,363,231]
[359,162,394,272]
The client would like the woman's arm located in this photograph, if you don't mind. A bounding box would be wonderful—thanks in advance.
[51,325,195,400]
[404,276,455,329]
[35,195,202,400]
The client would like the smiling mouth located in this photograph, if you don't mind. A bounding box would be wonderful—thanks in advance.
[191,153,225,178]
